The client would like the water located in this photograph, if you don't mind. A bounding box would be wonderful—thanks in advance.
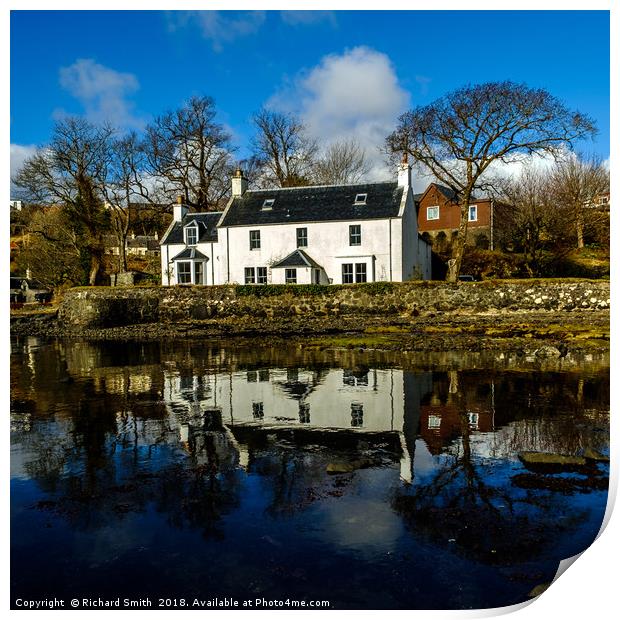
[10,337,610,610]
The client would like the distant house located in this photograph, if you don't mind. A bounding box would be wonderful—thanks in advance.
[10,275,51,304]
[160,161,432,285]
[104,233,160,257]
[416,183,501,253]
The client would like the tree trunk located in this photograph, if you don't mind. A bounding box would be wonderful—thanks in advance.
[89,254,100,286]
[576,210,585,249]
[446,199,470,282]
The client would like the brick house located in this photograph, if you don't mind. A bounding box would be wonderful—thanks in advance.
[416,183,498,253]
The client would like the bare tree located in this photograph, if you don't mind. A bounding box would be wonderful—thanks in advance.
[496,164,572,276]
[312,139,370,185]
[12,117,113,285]
[548,153,609,249]
[103,132,158,273]
[143,95,235,210]
[251,108,318,187]
[387,81,597,282]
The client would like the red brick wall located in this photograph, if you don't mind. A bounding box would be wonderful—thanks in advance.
[417,184,492,233]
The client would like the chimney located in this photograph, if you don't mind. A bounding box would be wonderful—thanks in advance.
[232,166,248,197]
[173,195,188,222]
[397,152,411,188]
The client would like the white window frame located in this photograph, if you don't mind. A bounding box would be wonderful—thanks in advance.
[244,267,256,284]
[177,261,192,284]
[184,225,198,246]
[257,266,268,284]
[468,205,478,222]
[349,224,361,246]
[262,199,275,211]
[249,229,261,250]
[354,193,367,205]
[427,206,440,221]
[428,415,442,429]
[296,227,308,248]
[342,263,354,284]
[355,262,367,283]
[285,268,297,284]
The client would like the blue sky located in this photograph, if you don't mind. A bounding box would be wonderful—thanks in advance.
[10,10,610,180]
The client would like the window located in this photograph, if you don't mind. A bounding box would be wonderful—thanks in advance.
[194,262,204,285]
[247,371,257,382]
[177,261,191,284]
[285,268,297,284]
[351,403,364,427]
[354,193,367,205]
[249,230,261,250]
[262,198,275,210]
[342,263,354,284]
[257,266,268,284]
[467,412,479,428]
[468,205,478,222]
[185,225,198,245]
[427,206,439,221]
[355,263,367,283]
[258,369,270,382]
[313,269,321,284]
[428,415,442,429]
[252,402,264,419]
[343,369,369,386]
[244,267,255,284]
[296,227,308,248]
[349,224,361,246]
[287,368,299,382]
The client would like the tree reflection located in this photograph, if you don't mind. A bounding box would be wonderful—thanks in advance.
[395,369,608,566]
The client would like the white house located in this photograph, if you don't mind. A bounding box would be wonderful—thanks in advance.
[160,161,432,285]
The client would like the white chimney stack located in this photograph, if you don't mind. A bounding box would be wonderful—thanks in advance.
[397,153,412,188]
[173,195,188,222]
[232,167,248,197]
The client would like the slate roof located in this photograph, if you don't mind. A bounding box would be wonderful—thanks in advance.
[161,212,222,245]
[127,235,160,250]
[271,249,323,269]
[10,276,48,291]
[171,247,208,260]
[414,183,488,205]
[220,182,404,227]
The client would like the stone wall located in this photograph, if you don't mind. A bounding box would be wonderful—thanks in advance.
[57,280,610,329]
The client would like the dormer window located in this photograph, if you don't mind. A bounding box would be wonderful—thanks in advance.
[354,193,367,205]
[184,224,198,246]
[262,199,275,211]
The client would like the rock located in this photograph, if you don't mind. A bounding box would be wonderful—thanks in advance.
[534,345,562,358]
[326,458,373,474]
[528,583,551,598]
[518,451,587,473]
[583,448,610,462]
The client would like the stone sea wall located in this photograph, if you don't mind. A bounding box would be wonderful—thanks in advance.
[57,280,610,329]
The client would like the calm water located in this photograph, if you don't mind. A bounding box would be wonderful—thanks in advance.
[10,337,610,610]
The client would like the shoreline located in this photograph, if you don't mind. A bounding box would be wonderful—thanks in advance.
[10,308,610,358]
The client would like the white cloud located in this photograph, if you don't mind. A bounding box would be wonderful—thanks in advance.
[166,11,265,52]
[269,47,410,181]
[58,59,143,130]
[280,11,336,27]
[10,143,38,190]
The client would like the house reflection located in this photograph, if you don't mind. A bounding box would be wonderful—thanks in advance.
[162,365,433,483]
